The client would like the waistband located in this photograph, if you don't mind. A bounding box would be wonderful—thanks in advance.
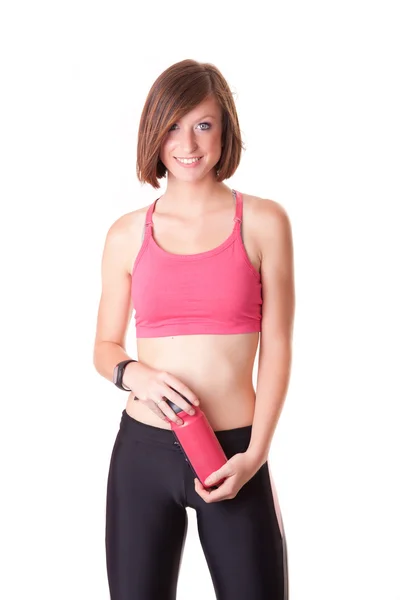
[119,409,252,448]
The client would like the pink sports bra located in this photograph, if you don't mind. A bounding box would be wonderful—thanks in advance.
[131,189,262,338]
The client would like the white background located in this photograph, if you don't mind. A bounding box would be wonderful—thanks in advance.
[1,1,399,599]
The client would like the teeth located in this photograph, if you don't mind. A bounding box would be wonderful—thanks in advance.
[176,157,201,164]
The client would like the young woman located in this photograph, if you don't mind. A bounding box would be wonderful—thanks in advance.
[93,59,295,600]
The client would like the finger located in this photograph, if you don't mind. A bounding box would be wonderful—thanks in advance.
[156,399,184,425]
[194,478,211,494]
[194,479,210,501]
[204,465,231,487]
[168,390,198,415]
[154,408,171,424]
[194,479,231,503]
[147,401,171,424]
[204,479,235,503]
[162,376,200,407]
[162,394,195,418]
[136,397,170,424]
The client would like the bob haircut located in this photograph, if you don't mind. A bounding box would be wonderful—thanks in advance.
[136,59,244,189]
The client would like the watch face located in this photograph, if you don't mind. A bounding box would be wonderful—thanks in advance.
[112,365,118,384]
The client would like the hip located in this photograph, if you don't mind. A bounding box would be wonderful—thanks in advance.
[117,408,254,457]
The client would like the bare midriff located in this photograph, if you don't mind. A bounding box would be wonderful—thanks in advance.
[125,331,260,431]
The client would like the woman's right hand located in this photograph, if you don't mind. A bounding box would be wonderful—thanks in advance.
[123,361,200,425]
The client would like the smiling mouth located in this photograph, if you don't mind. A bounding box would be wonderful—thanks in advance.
[174,156,203,164]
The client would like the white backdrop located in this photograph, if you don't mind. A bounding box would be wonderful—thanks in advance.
[1,1,399,599]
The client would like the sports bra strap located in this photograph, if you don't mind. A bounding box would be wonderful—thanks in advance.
[145,199,157,226]
[142,198,158,241]
[233,189,243,226]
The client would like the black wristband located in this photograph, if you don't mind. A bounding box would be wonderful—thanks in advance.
[113,359,137,391]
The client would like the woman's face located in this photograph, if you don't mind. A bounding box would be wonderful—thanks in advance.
[159,95,223,182]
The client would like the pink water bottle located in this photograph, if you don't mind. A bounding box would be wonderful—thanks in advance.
[165,391,228,489]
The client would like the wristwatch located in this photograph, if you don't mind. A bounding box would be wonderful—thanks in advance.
[113,359,137,391]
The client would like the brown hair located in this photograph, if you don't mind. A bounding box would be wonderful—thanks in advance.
[136,59,244,189]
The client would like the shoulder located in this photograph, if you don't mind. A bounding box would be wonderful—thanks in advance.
[242,192,290,227]
[241,192,292,244]
[105,203,151,244]
[102,202,153,272]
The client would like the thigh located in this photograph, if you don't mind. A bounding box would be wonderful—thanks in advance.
[106,430,188,600]
[194,462,287,600]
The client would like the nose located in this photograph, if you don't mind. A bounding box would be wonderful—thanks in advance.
[178,128,198,154]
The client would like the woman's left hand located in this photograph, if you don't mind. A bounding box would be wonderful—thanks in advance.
[194,451,263,503]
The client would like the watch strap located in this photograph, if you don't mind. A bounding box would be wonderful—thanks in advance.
[114,359,137,391]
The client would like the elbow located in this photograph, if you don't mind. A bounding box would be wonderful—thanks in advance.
[93,340,108,373]
[93,344,101,374]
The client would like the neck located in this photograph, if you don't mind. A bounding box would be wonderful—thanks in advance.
[160,177,233,216]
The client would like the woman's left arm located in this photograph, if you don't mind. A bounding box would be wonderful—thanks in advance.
[246,199,295,467]
[195,199,295,501]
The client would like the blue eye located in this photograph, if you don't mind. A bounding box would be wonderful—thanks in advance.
[168,122,211,132]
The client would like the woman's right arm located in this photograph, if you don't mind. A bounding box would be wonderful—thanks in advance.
[92,213,200,422]
[92,214,138,383]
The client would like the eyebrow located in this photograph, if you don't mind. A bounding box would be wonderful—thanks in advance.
[173,114,218,126]
[177,114,217,123]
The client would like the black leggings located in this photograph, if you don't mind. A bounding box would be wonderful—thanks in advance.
[106,409,289,600]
